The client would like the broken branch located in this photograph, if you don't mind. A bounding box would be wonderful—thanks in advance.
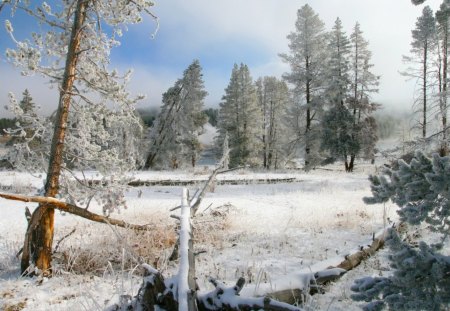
[0,192,152,231]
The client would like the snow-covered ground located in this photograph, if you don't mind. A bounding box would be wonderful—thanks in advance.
[0,164,399,310]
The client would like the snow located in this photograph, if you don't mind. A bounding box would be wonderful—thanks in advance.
[0,162,400,310]
[177,188,191,311]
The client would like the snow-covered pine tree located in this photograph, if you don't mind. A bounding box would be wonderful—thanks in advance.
[436,1,450,155]
[402,6,437,139]
[321,18,359,172]
[216,63,261,167]
[145,60,208,169]
[349,22,380,165]
[351,151,450,310]
[2,0,156,275]
[280,4,328,168]
[7,89,40,149]
[256,76,291,169]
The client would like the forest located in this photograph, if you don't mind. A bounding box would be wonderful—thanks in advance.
[0,0,449,310]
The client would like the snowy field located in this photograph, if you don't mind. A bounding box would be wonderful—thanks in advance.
[0,164,399,310]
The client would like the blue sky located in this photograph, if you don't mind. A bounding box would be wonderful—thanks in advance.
[0,0,444,117]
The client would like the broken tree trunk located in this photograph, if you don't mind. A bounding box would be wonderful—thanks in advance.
[20,0,89,276]
[178,188,198,311]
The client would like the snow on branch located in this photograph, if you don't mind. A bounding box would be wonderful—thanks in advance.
[0,192,151,231]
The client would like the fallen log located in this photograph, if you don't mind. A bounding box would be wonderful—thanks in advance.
[0,192,151,231]
[127,177,298,187]
[336,236,385,271]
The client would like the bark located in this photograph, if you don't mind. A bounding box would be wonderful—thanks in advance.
[304,57,311,168]
[21,0,89,276]
[128,177,297,187]
[423,41,428,138]
[348,155,355,172]
[441,26,448,156]
[0,193,152,231]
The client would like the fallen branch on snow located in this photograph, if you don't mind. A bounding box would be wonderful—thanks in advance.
[0,192,151,231]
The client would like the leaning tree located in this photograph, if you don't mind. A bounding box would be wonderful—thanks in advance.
[1,0,157,276]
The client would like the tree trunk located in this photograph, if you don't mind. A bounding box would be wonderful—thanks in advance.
[21,0,88,276]
[423,41,428,138]
[304,58,311,168]
[441,28,448,156]
[348,154,355,172]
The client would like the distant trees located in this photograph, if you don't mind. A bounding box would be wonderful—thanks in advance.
[280,9,379,171]
[256,76,291,169]
[203,108,219,127]
[145,60,208,169]
[216,64,261,167]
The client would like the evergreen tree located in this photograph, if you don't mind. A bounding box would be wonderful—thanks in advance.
[436,0,450,155]
[402,6,437,138]
[216,63,261,167]
[256,76,291,169]
[352,151,450,310]
[146,60,208,169]
[349,23,380,164]
[280,4,328,168]
[203,108,219,127]
[321,18,357,171]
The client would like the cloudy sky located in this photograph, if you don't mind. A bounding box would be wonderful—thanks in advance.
[0,0,444,117]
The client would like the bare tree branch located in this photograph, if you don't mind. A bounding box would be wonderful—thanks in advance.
[0,192,151,231]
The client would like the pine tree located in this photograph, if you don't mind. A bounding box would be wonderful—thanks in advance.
[352,151,450,310]
[3,0,156,275]
[321,18,357,172]
[146,60,208,169]
[349,23,380,165]
[256,76,291,169]
[436,1,450,155]
[217,64,261,167]
[402,6,437,138]
[280,4,328,168]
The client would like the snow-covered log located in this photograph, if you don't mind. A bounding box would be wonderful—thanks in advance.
[198,277,302,311]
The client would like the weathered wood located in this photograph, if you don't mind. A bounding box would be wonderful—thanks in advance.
[198,278,302,311]
[138,264,177,311]
[127,177,297,187]
[178,188,198,311]
[0,193,151,231]
[21,0,90,276]
[336,237,384,271]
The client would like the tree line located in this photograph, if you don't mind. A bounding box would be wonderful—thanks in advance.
[145,5,380,172]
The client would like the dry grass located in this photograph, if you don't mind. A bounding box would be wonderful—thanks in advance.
[52,205,232,277]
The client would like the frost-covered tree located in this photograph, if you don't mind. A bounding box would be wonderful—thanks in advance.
[351,151,450,310]
[145,60,208,169]
[321,18,358,172]
[7,89,39,147]
[2,0,156,275]
[256,76,291,169]
[349,23,380,164]
[402,6,437,138]
[280,4,328,168]
[216,63,261,167]
[436,1,450,155]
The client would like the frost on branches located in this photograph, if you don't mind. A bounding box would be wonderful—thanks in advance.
[145,60,208,169]
[2,0,155,214]
[352,151,450,310]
